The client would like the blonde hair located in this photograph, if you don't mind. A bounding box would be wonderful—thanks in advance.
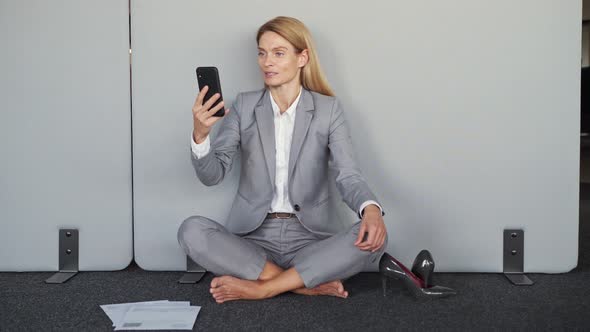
[256,16,334,97]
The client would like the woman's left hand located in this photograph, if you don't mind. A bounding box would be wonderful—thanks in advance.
[354,205,387,252]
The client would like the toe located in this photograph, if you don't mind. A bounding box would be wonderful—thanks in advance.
[212,288,224,297]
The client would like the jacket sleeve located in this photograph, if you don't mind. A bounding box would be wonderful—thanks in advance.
[190,93,242,186]
[327,98,384,218]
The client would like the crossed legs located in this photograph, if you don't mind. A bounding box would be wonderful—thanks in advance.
[210,260,348,303]
[177,216,383,303]
[258,260,348,297]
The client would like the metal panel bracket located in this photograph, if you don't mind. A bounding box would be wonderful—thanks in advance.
[503,229,534,285]
[179,256,207,284]
[45,229,79,284]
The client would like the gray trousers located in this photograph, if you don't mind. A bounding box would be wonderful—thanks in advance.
[177,215,388,288]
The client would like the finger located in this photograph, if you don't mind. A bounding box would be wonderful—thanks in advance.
[361,231,378,250]
[203,100,225,119]
[358,239,372,249]
[358,244,372,251]
[354,224,366,245]
[202,93,221,112]
[208,100,225,113]
[368,233,379,252]
[203,107,229,127]
[365,226,377,247]
[356,241,370,249]
[374,229,384,245]
[358,230,376,250]
[354,225,365,245]
[376,230,386,250]
[193,88,211,117]
[195,85,209,108]
[371,233,385,252]
[195,92,219,117]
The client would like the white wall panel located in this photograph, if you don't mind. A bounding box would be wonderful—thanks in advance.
[131,0,580,272]
[0,0,132,271]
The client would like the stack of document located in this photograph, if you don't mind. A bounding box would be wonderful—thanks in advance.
[100,300,201,330]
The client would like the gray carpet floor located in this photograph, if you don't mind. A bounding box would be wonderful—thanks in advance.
[2,190,590,331]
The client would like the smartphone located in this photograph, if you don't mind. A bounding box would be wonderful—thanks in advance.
[196,66,225,117]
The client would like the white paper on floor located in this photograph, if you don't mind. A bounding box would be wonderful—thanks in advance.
[100,300,200,330]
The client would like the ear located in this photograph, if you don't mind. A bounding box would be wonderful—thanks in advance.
[298,49,309,68]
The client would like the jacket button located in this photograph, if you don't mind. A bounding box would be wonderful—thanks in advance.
[294,204,300,211]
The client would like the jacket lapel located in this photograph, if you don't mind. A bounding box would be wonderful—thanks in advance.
[254,90,276,187]
[288,89,315,182]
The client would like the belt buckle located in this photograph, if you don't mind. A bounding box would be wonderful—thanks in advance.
[276,213,292,219]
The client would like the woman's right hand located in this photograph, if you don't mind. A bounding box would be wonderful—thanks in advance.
[192,85,230,143]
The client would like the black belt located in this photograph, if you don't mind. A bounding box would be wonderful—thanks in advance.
[266,212,297,219]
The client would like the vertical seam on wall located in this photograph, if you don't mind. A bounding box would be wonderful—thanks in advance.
[128,0,135,261]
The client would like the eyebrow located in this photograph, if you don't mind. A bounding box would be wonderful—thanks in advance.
[258,46,288,51]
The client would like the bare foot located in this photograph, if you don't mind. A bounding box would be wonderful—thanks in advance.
[292,280,348,298]
[210,276,270,303]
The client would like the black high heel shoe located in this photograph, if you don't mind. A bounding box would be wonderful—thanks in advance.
[379,252,456,299]
[411,249,434,288]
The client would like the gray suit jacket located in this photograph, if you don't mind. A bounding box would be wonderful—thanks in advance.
[191,88,383,236]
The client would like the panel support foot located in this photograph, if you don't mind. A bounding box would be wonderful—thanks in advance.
[503,229,534,285]
[45,229,79,284]
[179,256,206,284]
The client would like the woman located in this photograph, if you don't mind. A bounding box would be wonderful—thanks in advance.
[177,16,452,303]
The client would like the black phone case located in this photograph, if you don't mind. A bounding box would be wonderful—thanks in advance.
[196,66,225,117]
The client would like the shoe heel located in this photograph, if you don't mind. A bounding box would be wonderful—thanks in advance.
[381,275,387,297]
[380,252,457,300]
[411,250,434,288]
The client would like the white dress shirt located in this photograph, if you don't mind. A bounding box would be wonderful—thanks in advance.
[191,87,382,217]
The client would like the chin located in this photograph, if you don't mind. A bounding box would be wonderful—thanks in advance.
[265,80,283,88]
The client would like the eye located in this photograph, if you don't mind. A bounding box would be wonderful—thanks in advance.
[275,52,284,57]
[258,51,265,57]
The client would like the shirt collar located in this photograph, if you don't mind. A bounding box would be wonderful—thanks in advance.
[269,86,302,119]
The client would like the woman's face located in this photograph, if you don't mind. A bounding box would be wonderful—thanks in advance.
[257,31,308,89]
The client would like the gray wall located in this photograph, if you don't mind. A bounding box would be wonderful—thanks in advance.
[0,0,132,271]
[132,0,581,272]
[0,0,581,273]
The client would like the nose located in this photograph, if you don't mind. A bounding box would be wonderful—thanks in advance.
[263,55,273,67]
